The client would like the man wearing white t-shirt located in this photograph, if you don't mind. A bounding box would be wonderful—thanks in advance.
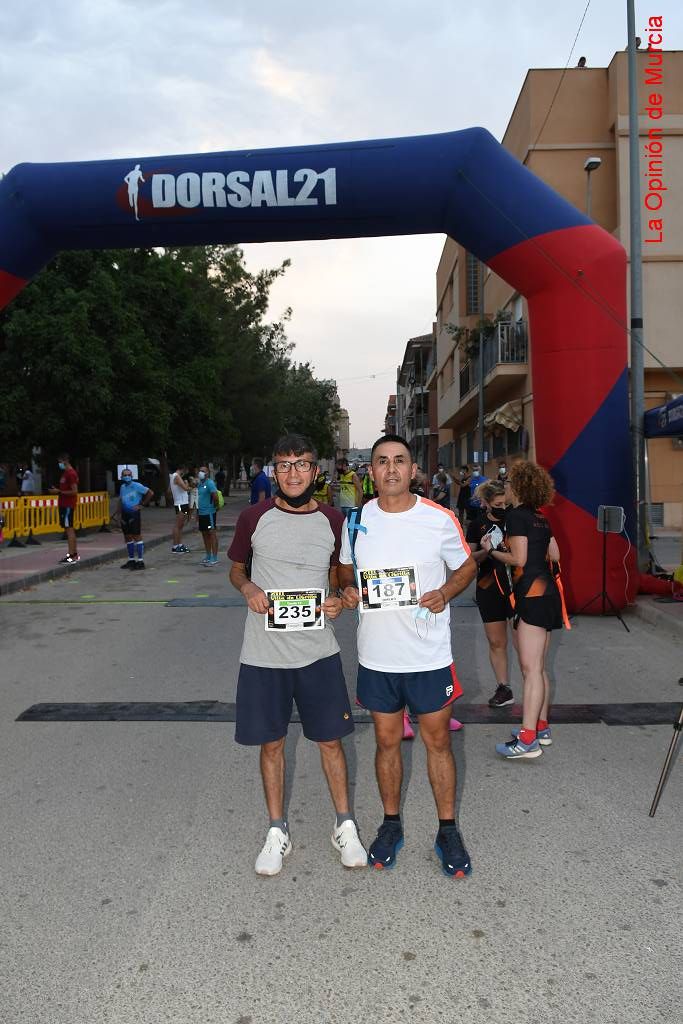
[339,435,476,878]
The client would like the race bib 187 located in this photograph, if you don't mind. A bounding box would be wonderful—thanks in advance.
[358,566,420,613]
[265,589,325,631]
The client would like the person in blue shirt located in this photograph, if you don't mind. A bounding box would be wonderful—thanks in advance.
[467,464,488,518]
[197,464,219,566]
[250,458,272,505]
[119,470,153,570]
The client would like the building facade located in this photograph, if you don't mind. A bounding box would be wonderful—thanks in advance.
[432,50,683,527]
[395,332,439,477]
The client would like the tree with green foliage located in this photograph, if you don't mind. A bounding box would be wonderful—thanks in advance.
[0,245,339,468]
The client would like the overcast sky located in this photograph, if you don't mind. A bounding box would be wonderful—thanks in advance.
[2,1,681,445]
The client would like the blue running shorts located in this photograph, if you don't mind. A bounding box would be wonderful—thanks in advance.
[357,663,463,716]
[235,653,354,745]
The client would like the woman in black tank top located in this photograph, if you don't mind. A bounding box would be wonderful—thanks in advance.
[482,462,564,760]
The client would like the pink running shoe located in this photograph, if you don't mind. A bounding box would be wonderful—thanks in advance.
[449,717,463,731]
[402,710,415,741]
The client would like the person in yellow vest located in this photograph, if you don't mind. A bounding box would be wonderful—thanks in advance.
[360,464,376,504]
[334,458,362,521]
[312,471,332,505]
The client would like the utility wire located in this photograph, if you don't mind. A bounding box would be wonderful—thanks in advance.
[530,1,593,154]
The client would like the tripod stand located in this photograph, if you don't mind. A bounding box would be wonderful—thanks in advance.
[649,702,682,817]
[575,526,630,632]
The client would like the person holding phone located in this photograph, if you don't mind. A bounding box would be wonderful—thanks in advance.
[482,462,564,759]
[466,482,515,708]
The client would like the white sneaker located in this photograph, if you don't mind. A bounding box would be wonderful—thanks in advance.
[331,819,368,868]
[255,827,292,876]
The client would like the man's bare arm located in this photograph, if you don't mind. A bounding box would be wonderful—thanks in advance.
[419,555,477,613]
[229,561,269,613]
[338,563,359,608]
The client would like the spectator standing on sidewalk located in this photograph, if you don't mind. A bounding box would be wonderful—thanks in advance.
[334,457,362,520]
[119,469,153,571]
[197,465,219,566]
[250,458,272,505]
[49,454,79,564]
[455,466,471,523]
[170,464,191,553]
[21,467,36,496]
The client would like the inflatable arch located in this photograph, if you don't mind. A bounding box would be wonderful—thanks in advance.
[0,129,634,609]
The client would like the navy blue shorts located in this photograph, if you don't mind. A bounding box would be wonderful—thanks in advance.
[357,663,463,716]
[198,512,217,532]
[59,506,74,529]
[235,653,354,746]
[121,510,141,536]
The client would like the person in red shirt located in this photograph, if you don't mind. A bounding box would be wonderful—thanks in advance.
[49,453,79,563]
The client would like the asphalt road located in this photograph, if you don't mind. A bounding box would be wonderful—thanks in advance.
[1,544,681,1024]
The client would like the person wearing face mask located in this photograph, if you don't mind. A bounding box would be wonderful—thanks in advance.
[228,433,366,877]
[118,469,153,570]
[465,481,515,708]
[334,457,362,520]
[249,458,271,505]
[196,465,219,566]
[49,453,79,564]
[497,463,508,483]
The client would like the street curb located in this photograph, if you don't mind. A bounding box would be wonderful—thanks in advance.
[630,597,683,639]
[0,524,235,597]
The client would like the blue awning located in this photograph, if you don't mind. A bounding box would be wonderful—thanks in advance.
[644,394,683,438]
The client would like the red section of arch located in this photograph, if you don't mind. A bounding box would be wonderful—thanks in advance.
[545,493,638,612]
[0,269,28,309]
[488,224,627,470]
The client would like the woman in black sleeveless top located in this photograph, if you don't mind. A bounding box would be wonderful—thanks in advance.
[482,461,563,759]
[465,481,515,708]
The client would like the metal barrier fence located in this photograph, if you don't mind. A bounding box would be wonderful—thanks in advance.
[0,492,110,542]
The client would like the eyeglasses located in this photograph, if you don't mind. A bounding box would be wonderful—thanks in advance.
[273,459,315,474]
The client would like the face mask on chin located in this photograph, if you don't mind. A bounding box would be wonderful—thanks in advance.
[278,479,317,508]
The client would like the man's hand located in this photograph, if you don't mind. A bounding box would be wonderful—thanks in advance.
[321,595,343,620]
[419,589,449,613]
[240,581,269,613]
[340,585,360,610]
[49,486,59,494]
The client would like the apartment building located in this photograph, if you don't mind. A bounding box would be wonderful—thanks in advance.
[431,50,683,527]
[395,332,439,475]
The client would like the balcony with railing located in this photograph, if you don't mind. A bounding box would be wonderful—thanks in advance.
[445,320,528,430]
[459,321,528,398]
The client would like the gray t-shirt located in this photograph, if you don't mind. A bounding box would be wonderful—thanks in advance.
[228,499,344,669]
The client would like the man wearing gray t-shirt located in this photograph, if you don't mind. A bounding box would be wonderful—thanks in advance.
[228,433,367,877]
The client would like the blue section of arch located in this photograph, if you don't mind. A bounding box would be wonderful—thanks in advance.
[549,369,634,534]
[0,129,590,281]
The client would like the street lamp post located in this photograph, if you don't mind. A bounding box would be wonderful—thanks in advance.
[584,155,602,218]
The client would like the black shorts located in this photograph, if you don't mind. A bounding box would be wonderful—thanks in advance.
[356,663,462,716]
[174,504,190,516]
[514,582,563,632]
[59,506,74,529]
[198,512,217,532]
[120,510,141,536]
[235,653,354,745]
[475,581,512,623]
